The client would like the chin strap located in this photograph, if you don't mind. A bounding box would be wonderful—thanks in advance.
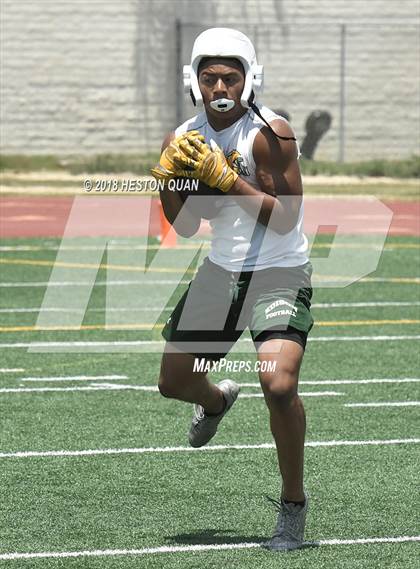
[249,102,297,141]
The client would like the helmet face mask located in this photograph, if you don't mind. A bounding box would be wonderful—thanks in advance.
[183,28,264,110]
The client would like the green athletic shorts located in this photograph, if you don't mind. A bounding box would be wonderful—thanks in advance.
[162,257,314,360]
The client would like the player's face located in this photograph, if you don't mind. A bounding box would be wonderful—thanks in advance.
[198,58,245,120]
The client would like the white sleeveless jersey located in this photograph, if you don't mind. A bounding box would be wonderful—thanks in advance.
[175,105,309,271]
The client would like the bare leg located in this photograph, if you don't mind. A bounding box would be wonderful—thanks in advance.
[158,343,224,415]
[257,339,306,502]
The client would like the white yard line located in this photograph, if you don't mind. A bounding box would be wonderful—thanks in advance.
[0,535,418,561]
[0,386,145,394]
[0,276,419,287]
[8,378,418,389]
[0,384,341,396]
[0,438,418,460]
[0,340,158,348]
[5,377,419,390]
[93,384,342,397]
[308,335,420,342]
[0,335,419,349]
[312,301,420,308]
[0,308,80,313]
[0,368,25,373]
[2,379,413,390]
[239,378,420,387]
[94,384,158,391]
[0,281,188,287]
[20,375,127,382]
[0,307,174,313]
[239,391,343,398]
[0,244,209,251]
[345,401,420,408]
[1,301,419,313]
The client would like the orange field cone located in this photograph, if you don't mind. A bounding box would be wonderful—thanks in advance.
[158,201,177,248]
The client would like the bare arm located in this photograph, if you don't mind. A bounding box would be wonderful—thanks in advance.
[228,119,302,235]
[159,131,201,238]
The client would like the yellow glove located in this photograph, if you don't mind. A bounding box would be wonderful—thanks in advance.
[174,136,238,193]
[150,130,205,182]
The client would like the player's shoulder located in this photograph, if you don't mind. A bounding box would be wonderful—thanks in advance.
[174,112,207,137]
[253,105,284,123]
[252,105,300,163]
[252,105,293,135]
[249,105,297,152]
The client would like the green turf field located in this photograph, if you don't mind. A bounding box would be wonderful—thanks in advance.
[0,234,419,568]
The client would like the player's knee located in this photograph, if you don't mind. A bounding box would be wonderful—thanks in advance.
[260,369,297,408]
[158,373,177,399]
[158,352,182,398]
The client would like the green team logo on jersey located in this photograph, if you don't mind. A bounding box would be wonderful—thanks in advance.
[226,150,250,176]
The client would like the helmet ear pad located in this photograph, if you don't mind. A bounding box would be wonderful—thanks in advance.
[183,63,203,107]
[239,58,252,108]
[240,62,264,108]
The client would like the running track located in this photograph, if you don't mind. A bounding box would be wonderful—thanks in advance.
[0,196,419,238]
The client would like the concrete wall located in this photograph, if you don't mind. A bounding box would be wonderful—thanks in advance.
[1,0,419,160]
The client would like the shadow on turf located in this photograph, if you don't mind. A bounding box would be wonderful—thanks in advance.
[167,529,263,545]
[167,529,320,549]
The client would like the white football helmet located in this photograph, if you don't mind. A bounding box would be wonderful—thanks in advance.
[183,27,264,110]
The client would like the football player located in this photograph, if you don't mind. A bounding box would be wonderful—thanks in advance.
[152,27,314,551]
